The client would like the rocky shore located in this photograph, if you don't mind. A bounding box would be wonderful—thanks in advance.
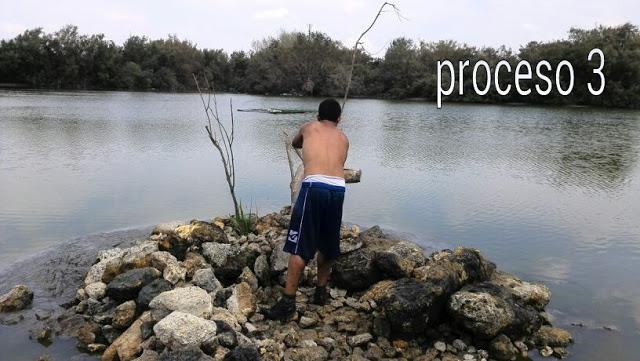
[0,207,573,361]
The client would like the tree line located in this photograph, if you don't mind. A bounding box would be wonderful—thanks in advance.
[0,24,638,108]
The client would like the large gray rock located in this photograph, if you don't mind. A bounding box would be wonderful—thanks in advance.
[149,286,213,318]
[202,243,260,284]
[192,268,223,293]
[0,285,33,312]
[159,221,227,260]
[373,240,426,279]
[533,326,573,347]
[448,282,543,339]
[137,279,173,309]
[153,311,217,349]
[490,271,551,311]
[413,248,496,293]
[361,278,443,335]
[85,282,107,300]
[269,239,289,273]
[106,267,161,302]
[101,241,160,283]
[332,248,380,291]
[253,254,270,286]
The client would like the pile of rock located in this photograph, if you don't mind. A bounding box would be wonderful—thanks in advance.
[26,207,571,360]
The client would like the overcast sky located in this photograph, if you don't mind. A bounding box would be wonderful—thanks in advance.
[1,0,638,53]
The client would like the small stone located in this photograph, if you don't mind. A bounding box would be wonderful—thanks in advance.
[35,309,53,321]
[435,341,447,352]
[87,343,107,353]
[463,354,475,361]
[453,339,467,351]
[348,333,373,347]
[0,285,33,312]
[299,316,317,328]
[553,347,568,358]
[540,346,553,357]
[192,268,223,293]
[85,282,107,300]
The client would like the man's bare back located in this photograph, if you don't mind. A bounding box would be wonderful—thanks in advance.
[292,119,349,178]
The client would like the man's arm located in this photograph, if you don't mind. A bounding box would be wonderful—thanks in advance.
[291,123,306,149]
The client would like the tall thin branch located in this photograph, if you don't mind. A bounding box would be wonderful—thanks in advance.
[341,2,401,111]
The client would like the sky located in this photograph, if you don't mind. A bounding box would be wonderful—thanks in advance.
[1,0,638,54]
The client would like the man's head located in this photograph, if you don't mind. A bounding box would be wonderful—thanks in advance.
[317,98,341,123]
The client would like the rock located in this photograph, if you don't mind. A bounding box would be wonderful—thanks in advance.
[102,241,160,282]
[448,289,514,339]
[226,282,256,320]
[489,334,519,361]
[413,248,496,291]
[540,346,553,357]
[210,307,241,332]
[152,221,184,235]
[361,278,445,335]
[238,267,259,291]
[358,225,386,241]
[149,286,213,319]
[533,326,573,347]
[35,309,53,320]
[348,333,373,347]
[269,239,289,273]
[113,300,137,329]
[133,349,160,361]
[373,240,427,279]
[158,346,215,361]
[106,267,161,302]
[176,221,227,243]
[0,285,33,312]
[163,263,187,285]
[448,282,543,339]
[151,251,179,272]
[223,346,262,361]
[85,282,107,300]
[283,346,328,361]
[201,243,260,285]
[183,252,209,279]
[299,316,317,328]
[434,341,447,352]
[85,248,125,285]
[490,271,551,311]
[29,325,53,345]
[332,248,380,291]
[153,311,217,349]
[192,268,223,293]
[253,254,270,286]
[102,311,153,361]
[452,339,467,352]
[137,279,173,309]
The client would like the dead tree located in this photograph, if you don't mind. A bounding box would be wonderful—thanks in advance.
[193,74,240,218]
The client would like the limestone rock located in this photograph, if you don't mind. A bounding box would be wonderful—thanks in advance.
[106,267,161,302]
[253,254,270,286]
[0,285,33,312]
[533,326,573,347]
[85,248,125,285]
[158,346,215,361]
[226,282,256,320]
[489,334,519,361]
[210,307,241,332]
[152,221,184,235]
[269,239,289,273]
[102,311,153,361]
[283,345,328,361]
[163,263,187,285]
[332,248,380,291]
[85,282,107,300]
[183,252,209,279]
[153,311,217,349]
[113,301,137,329]
[238,267,259,291]
[448,289,515,339]
[490,271,551,311]
[373,240,426,279]
[149,286,213,319]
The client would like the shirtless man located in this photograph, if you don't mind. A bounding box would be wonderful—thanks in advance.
[266,98,349,321]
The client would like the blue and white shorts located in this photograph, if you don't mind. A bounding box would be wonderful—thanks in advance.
[283,180,345,264]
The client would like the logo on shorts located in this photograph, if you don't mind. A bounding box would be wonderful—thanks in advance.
[288,230,299,243]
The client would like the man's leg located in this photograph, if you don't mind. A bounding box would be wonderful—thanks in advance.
[284,254,306,296]
[313,251,333,305]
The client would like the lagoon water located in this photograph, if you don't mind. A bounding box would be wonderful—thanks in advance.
[1,90,639,360]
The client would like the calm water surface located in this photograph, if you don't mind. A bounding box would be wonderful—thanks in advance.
[1,90,639,360]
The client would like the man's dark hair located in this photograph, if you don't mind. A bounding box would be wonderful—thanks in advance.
[318,98,341,122]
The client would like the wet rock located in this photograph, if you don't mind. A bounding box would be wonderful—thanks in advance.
[35,309,53,320]
[283,345,328,361]
[489,334,519,361]
[226,282,256,320]
[448,288,514,339]
[29,325,53,345]
[490,271,551,311]
[0,285,34,312]
[113,300,137,329]
[373,240,427,279]
[84,248,125,285]
[137,279,173,309]
[154,311,217,349]
[107,267,161,302]
[102,311,153,361]
[158,346,215,361]
[361,278,444,335]
[85,282,107,300]
[149,286,213,319]
[87,343,107,353]
[192,268,223,293]
[76,321,101,349]
[540,346,553,357]
[533,326,573,347]
[332,248,379,291]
